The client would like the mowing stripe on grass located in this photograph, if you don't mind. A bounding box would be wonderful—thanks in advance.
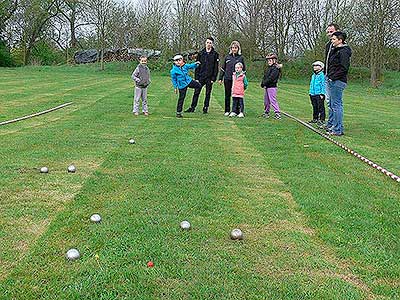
[0,102,73,126]
[282,111,400,183]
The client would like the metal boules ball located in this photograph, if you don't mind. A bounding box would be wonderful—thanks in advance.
[90,214,102,223]
[129,139,136,144]
[67,165,76,173]
[66,248,80,261]
[230,228,244,240]
[180,220,191,230]
[40,167,49,173]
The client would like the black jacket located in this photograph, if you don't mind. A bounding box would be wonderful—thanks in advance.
[194,48,219,82]
[219,53,246,81]
[327,45,352,83]
[261,64,280,88]
[324,41,333,74]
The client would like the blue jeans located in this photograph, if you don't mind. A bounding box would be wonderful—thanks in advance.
[325,77,333,127]
[327,80,347,134]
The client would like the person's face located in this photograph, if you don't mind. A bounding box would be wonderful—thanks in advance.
[205,39,213,50]
[267,58,275,66]
[231,45,238,54]
[235,64,242,72]
[313,65,322,72]
[174,58,183,66]
[331,35,342,47]
[326,26,336,38]
[140,57,147,64]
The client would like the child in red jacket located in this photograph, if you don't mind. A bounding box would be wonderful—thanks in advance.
[229,62,248,118]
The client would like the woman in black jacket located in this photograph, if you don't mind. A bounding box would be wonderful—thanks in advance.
[218,41,246,116]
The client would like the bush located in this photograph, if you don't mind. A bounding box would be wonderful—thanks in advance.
[31,41,65,65]
[0,40,15,67]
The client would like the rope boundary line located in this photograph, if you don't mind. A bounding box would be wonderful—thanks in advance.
[0,102,73,126]
[281,111,400,183]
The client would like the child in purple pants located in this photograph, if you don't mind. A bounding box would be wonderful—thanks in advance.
[260,53,282,119]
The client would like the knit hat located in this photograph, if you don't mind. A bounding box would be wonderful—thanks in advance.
[312,61,324,68]
[173,54,183,61]
[266,53,278,60]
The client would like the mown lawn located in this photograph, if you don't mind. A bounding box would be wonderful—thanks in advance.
[0,64,399,299]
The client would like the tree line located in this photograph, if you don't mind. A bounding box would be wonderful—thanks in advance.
[1,0,399,86]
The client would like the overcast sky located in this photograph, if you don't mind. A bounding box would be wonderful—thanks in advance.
[115,0,135,3]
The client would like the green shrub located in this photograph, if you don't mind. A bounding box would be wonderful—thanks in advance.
[31,41,65,65]
[0,40,14,67]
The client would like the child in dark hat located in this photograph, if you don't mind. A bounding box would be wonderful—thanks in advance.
[261,53,282,119]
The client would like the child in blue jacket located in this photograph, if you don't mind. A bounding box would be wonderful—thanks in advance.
[170,55,201,117]
[309,61,326,126]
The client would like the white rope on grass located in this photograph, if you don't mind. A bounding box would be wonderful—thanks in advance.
[0,102,73,126]
[281,111,400,183]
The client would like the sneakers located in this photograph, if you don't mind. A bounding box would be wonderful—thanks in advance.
[238,112,245,118]
[329,131,344,136]
[224,112,230,116]
[262,112,270,118]
[317,120,325,128]
[229,112,237,117]
[176,112,183,118]
[133,112,139,116]
[185,107,195,113]
[143,112,149,116]
[274,113,281,120]
[308,119,318,123]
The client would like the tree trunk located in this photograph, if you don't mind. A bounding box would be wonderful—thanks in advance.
[70,13,77,48]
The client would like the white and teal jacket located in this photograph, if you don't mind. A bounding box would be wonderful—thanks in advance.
[309,70,326,96]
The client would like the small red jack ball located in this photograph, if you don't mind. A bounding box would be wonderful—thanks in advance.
[147,261,154,268]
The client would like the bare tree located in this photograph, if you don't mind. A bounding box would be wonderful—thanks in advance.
[295,0,327,54]
[269,0,297,58]
[107,2,138,49]
[0,0,18,33]
[56,0,88,49]
[86,0,115,70]
[10,0,59,64]
[135,0,170,49]
[352,0,400,86]
[208,0,236,54]
[232,0,269,59]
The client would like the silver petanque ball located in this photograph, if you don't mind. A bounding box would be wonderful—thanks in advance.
[66,248,80,261]
[180,220,191,230]
[230,228,244,240]
[67,165,76,173]
[129,139,136,144]
[40,167,49,173]
[90,214,102,223]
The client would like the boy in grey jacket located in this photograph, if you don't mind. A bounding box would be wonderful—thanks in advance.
[131,56,151,116]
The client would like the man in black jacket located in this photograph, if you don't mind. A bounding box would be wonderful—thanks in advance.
[324,23,340,129]
[324,23,340,73]
[185,37,219,113]
[326,31,352,136]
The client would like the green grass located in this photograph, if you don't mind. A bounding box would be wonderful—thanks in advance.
[0,65,399,299]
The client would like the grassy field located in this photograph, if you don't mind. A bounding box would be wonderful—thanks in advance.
[0,64,399,299]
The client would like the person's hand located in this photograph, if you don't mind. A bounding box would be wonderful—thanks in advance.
[218,80,222,85]
[211,81,214,84]
[195,61,201,65]
[174,88,178,94]
[320,94,325,99]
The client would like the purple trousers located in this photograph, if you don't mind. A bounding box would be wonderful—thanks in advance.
[264,87,280,113]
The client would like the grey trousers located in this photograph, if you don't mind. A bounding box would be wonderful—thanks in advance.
[133,87,148,113]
